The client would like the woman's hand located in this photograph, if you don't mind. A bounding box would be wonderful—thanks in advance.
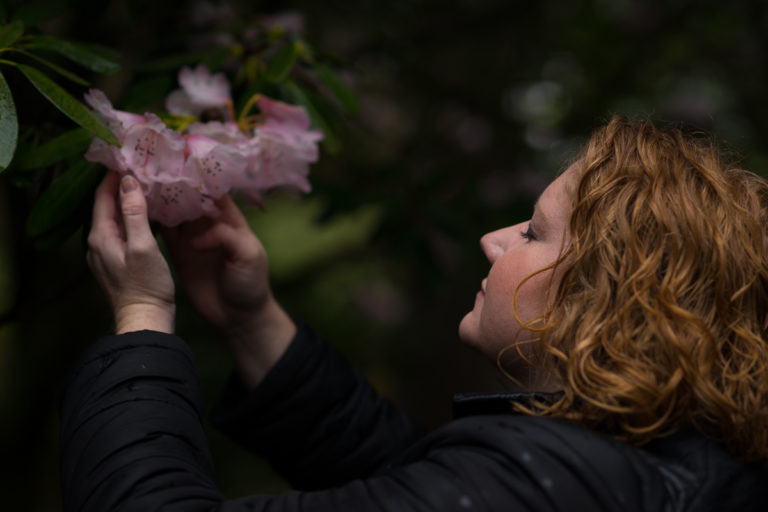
[162,195,295,387]
[87,172,175,334]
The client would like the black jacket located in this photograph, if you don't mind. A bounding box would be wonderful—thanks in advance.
[60,324,768,511]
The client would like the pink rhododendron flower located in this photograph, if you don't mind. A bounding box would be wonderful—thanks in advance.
[165,65,231,119]
[145,177,217,227]
[84,89,147,172]
[187,121,247,145]
[239,96,322,201]
[84,89,146,138]
[84,64,323,227]
[184,133,248,198]
[121,113,186,186]
[257,96,323,163]
[85,137,129,173]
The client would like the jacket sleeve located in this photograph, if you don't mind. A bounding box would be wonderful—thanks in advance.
[210,322,425,489]
[60,330,224,512]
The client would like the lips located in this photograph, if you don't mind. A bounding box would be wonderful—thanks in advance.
[481,278,488,293]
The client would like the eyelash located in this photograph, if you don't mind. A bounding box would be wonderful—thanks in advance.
[520,224,535,241]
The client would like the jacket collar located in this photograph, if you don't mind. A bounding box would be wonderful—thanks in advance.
[452,391,562,419]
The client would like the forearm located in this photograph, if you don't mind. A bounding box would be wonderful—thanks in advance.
[221,298,296,389]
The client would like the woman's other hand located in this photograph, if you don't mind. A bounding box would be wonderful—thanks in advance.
[162,195,295,388]
[87,172,175,334]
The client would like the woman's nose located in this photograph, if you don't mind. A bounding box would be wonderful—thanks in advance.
[480,224,525,263]
[480,229,507,263]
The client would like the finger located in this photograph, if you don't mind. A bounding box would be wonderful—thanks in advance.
[91,171,121,233]
[85,248,95,272]
[192,222,259,260]
[118,175,155,251]
[161,217,208,251]
[215,194,249,229]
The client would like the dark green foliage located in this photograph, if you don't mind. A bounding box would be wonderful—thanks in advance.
[25,160,102,237]
[23,35,122,74]
[0,18,120,175]
[17,65,118,145]
[265,43,298,82]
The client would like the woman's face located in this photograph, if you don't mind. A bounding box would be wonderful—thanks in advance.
[459,164,575,361]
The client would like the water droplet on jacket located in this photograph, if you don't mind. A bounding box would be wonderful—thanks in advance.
[541,477,553,489]
[521,451,532,462]
[459,495,473,508]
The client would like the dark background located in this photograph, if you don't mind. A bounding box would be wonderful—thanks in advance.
[2,0,768,509]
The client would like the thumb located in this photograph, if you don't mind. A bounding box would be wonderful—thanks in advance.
[119,175,153,247]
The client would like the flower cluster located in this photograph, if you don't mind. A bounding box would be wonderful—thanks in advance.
[84,65,323,226]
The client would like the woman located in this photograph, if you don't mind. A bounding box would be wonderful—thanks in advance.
[61,117,768,511]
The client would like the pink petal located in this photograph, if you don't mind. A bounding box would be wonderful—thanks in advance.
[164,89,195,117]
[187,121,247,144]
[241,132,313,196]
[145,178,218,227]
[258,123,322,161]
[165,65,231,117]
[257,96,312,130]
[184,133,248,198]
[84,89,146,140]
[179,65,231,105]
[120,114,186,184]
[84,138,128,172]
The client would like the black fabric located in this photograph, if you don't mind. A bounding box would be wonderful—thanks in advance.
[60,325,768,511]
[210,322,424,490]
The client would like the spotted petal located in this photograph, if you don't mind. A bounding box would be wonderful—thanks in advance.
[145,177,218,227]
[120,113,186,186]
[184,133,248,199]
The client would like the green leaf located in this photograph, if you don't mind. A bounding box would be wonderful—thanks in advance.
[26,160,103,236]
[0,70,17,171]
[15,48,89,86]
[315,64,359,114]
[286,80,340,153]
[14,128,92,170]
[0,20,23,48]
[265,43,297,83]
[32,202,89,251]
[22,35,120,73]
[17,64,119,146]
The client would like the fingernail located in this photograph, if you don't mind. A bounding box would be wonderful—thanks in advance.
[121,176,138,193]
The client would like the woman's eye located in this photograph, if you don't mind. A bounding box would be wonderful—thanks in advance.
[520,224,535,241]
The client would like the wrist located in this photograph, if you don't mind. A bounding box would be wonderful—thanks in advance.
[115,303,175,334]
[223,298,296,388]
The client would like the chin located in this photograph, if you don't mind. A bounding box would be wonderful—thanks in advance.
[458,313,487,356]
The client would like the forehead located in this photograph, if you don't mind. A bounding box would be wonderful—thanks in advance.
[536,163,578,224]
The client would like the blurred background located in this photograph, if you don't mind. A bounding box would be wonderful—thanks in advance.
[2,0,768,509]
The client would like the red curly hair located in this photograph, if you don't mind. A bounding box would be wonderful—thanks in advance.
[517,116,768,461]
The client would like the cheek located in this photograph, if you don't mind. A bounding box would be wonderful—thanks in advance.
[481,255,551,337]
